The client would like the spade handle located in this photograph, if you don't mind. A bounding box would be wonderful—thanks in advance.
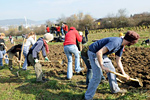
[109,70,139,82]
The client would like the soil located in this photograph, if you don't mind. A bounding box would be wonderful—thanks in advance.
[44,45,150,90]
[6,40,150,90]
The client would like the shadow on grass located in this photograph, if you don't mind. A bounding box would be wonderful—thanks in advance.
[16,79,85,100]
[0,65,33,83]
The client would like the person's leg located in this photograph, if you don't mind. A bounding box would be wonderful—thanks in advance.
[58,32,60,37]
[71,45,82,73]
[22,46,29,70]
[64,45,73,79]
[81,56,93,86]
[4,55,9,65]
[28,54,43,82]
[0,58,3,66]
[8,52,14,70]
[103,56,120,93]
[3,50,8,65]
[85,51,102,100]
[0,51,4,66]
[35,63,43,82]
[85,34,88,41]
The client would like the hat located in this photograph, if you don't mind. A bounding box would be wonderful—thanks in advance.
[69,27,76,30]
[119,32,124,37]
[43,33,54,42]
[124,31,140,44]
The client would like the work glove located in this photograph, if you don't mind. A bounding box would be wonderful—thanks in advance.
[45,57,49,61]
[34,59,38,63]
[0,43,4,45]
[79,31,83,36]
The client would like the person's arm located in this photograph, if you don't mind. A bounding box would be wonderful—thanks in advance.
[31,38,36,45]
[41,46,46,58]
[96,46,110,72]
[116,55,130,79]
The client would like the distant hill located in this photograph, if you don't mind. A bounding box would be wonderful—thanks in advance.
[0,18,56,26]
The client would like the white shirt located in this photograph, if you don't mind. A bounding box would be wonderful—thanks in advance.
[24,36,35,47]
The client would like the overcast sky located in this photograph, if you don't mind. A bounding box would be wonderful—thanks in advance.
[0,0,150,21]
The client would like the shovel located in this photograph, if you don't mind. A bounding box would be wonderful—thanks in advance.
[109,70,143,87]
[38,60,64,65]
[17,38,26,77]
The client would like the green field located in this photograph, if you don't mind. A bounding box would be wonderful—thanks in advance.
[0,29,150,100]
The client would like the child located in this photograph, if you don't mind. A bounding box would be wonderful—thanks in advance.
[22,32,36,70]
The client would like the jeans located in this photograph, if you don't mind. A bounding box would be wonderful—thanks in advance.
[85,50,120,100]
[22,46,29,70]
[81,56,105,86]
[64,31,68,35]
[64,45,82,79]
[0,50,9,66]
[28,54,44,82]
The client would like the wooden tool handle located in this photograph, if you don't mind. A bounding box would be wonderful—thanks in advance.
[38,60,51,63]
[19,38,26,68]
[109,70,139,82]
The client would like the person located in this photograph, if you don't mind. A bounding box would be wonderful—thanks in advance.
[5,44,22,70]
[0,33,8,66]
[84,31,140,100]
[27,33,54,83]
[63,27,84,79]
[81,46,106,88]
[85,27,89,41]
[56,24,61,37]
[11,37,14,44]
[9,35,12,42]
[63,23,68,35]
[15,36,18,40]
[61,25,64,36]
[22,32,36,70]
[46,25,50,33]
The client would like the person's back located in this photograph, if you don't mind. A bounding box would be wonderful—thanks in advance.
[64,27,82,46]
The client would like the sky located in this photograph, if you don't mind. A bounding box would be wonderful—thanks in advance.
[0,0,150,21]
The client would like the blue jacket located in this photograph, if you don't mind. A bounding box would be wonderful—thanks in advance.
[30,37,46,59]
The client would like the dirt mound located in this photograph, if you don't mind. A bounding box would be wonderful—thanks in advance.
[40,45,150,89]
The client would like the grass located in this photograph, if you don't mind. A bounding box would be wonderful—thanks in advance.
[1,29,150,100]
[0,64,149,100]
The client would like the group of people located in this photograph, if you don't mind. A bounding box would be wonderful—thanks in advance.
[1,32,54,83]
[46,23,68,37]
[0,26,140,100]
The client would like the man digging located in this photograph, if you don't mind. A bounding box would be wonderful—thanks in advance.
[84,31,140,100]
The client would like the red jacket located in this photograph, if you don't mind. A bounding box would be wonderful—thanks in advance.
[56,26,60,32]
[63,27,82,46]
[46,27,50,32]
[63,25,68,32]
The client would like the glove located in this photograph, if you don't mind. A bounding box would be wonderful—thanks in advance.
[45,57,49,61]
[79,32,83,36]
[0,43,4,45]
[34,59,38,63]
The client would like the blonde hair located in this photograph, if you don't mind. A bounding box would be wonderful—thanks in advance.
[27,31,35,38]
[0,33,5,36]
